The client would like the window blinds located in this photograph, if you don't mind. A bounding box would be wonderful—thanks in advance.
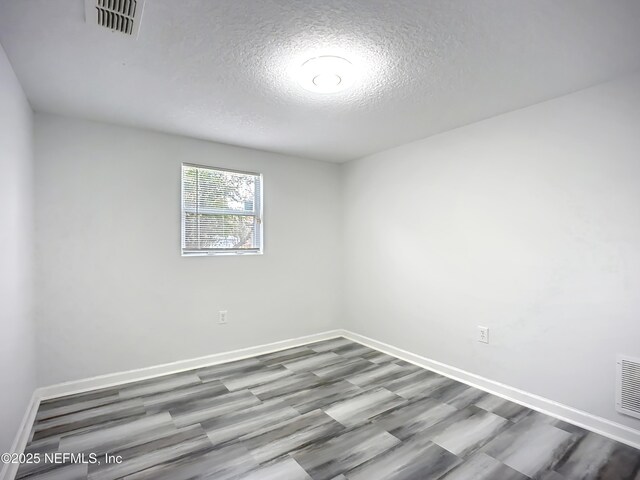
[182,164,262,254]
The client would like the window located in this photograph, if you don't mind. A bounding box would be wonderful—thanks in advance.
[181,164,263,255]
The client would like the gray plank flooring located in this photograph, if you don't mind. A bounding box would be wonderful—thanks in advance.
[17,337,640,479]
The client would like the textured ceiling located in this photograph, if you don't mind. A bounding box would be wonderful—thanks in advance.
[1,1,640,162]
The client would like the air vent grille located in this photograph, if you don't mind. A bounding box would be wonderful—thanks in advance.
[616,355,640,420]
[85,0,144,37]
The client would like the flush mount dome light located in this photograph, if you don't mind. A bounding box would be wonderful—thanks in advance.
[298,56,354,93]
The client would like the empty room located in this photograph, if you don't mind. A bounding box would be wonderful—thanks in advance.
[2,1,640,479]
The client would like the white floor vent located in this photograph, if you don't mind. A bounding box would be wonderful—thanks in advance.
[85,0,145,37]
[616,355,640,420]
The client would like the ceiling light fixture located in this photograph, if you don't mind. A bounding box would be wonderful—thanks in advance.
[298,56,354,94]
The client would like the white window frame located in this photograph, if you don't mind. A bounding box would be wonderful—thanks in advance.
[181,163,263,256]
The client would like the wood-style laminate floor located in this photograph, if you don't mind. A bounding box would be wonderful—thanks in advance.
[18,337,640,480]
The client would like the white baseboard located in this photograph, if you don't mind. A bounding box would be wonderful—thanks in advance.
[0,391,40,480]
[341,329,640,450]
[39,330,344,401]
[5,327,639,480]
[2,329,344,480]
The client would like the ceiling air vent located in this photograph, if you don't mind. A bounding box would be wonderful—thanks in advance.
[85,0,145,37]
[616,355,640,420]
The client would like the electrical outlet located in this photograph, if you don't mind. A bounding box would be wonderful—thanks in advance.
[219,310,228,324]
[478,326,489,344]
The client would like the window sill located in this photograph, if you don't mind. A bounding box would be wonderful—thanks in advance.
[181,250,263,257]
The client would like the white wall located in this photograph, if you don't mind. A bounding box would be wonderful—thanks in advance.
[343,73,640,430]
[0,44,36,453]
[34,114,342,385]
[27,66,640,435]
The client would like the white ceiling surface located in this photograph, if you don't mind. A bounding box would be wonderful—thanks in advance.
[1,1,640,162]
